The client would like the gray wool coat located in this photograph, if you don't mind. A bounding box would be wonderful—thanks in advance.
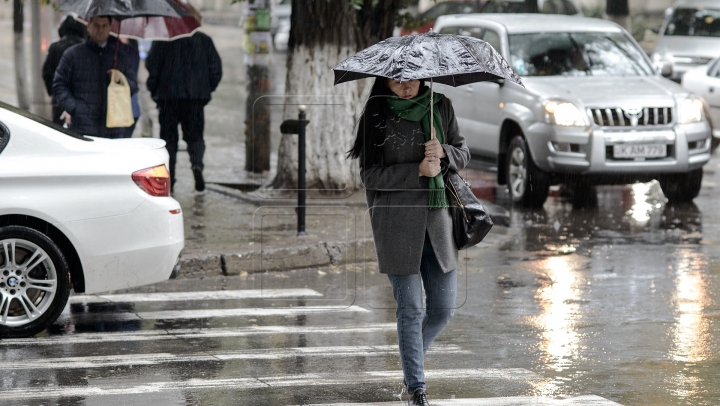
[361,97,470,276]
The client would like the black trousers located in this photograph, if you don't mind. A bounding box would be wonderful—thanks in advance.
[158,99,206,183]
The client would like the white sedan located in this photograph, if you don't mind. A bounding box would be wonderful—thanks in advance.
[0,102,184,338]
[682,57,720,147]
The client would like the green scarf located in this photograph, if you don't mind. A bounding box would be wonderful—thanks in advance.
[386,86,449,209]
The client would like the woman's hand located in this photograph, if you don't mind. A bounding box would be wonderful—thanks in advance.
[425,138,446,159]
[419,156,441,177]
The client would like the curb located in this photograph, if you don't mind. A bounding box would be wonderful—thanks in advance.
[177,239,377,279]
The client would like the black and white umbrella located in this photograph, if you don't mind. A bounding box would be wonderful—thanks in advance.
[333,31,523,138]
[333,31,523,87]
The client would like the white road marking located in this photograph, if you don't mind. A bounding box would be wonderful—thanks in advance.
[69,288,323,304]
[55,305,369,323]
[300,396,623,406]
[0,345,465,370]
[135,305,369,320]
[0,369,540,400]
[0,323,398,346]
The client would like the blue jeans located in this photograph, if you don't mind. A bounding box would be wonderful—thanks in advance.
[387,235,457,395]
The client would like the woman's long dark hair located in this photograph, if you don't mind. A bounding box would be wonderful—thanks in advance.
[347,77,393,169]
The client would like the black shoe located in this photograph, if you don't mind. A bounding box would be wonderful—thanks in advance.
[193,169,205,192]
[408,389,430,406]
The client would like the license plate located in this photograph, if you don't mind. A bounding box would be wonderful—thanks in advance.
[613,144,667,158]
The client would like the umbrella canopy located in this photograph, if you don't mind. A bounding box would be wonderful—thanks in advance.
[106,1,200,40]
[333,31,524,88]
[59,0,193,21]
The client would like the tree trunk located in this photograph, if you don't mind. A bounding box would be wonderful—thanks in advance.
[245,65,271,173]
[271,0,400,193]
[606,0,631,32]
[524,0,539,13]
[14,0,29,110]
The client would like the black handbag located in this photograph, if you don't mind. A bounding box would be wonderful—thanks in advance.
[445,170,493,250]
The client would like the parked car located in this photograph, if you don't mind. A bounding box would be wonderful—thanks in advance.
[682,57,720,149]
[479,0,582,15]
[0,102,184,338]
[653,0,720,82]
[434,14,711,207]
[400,1,483,36]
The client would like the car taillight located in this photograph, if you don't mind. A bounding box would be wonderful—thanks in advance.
[132,165,170,197]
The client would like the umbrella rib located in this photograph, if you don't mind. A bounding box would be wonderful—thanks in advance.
[400,34,422,83]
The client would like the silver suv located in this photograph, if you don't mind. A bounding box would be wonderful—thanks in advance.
[434,14,712,207]
[653,0,720,82]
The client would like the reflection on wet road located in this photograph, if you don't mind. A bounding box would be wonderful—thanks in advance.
[4,166,720,405]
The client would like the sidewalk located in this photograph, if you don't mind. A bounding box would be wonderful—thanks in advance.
[172,149,510,278]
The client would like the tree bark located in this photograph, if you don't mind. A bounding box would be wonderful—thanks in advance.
[272,0,400,192]
[606,0,631,32]
[524,0,539,13]
[245,65,271,173]
[14,0,30,110]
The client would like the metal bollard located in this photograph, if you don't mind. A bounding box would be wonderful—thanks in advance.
[279,105,310,236]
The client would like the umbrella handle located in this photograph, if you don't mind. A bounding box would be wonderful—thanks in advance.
[430,78,435,140]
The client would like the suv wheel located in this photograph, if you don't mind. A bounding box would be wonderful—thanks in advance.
[507,136,549,207]
[0,226,71,338]
[660,169,703,204]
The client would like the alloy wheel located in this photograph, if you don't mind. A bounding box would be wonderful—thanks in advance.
[0,239,58,327]
[509,146,527,199]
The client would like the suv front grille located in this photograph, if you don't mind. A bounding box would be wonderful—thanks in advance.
[588,107,673,127]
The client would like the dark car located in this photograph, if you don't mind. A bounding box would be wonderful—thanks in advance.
[480,0,582,15]
[400,1,483,35]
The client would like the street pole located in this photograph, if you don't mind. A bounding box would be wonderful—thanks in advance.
[30,0,46,117]
[297,105,307,236]
[279,106,310,236]
[13,0,29,110]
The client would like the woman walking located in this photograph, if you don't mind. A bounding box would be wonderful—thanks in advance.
[348,77,470,405]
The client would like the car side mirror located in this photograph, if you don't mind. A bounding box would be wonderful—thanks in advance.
[660,62,673,78]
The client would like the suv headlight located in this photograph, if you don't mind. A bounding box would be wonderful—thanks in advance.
[544,101,585,126]
[677,97,704,124]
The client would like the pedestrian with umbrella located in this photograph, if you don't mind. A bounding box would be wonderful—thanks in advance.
[52,0,197,138]
[338,31,522,405]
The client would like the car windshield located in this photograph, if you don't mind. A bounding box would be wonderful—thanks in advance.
[508,32,654,77]
[664,7,720,37]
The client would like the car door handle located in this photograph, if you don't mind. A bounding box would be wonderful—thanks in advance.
[465,86,473,92]
[710,87,715,93]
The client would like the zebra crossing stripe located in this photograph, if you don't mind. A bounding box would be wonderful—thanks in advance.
[300,396,623,405]
[0,323,398,346]
[0,344,465,370]
[55,305,370,323]
[135,305,370,320]
[0,369,541,400]
[69,288,323,304]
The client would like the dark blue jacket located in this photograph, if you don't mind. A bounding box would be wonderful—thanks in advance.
[53,37,139,138]
[145,32,222,103]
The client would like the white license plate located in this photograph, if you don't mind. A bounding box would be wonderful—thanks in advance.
[613,144,667,158]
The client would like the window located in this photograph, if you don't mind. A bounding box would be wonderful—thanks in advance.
[438,26,502,51]
[508,32,654,77]
[664,7,720,37]
[483,29,502,51]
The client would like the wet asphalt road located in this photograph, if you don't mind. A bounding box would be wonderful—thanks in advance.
[3,153,720,405]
